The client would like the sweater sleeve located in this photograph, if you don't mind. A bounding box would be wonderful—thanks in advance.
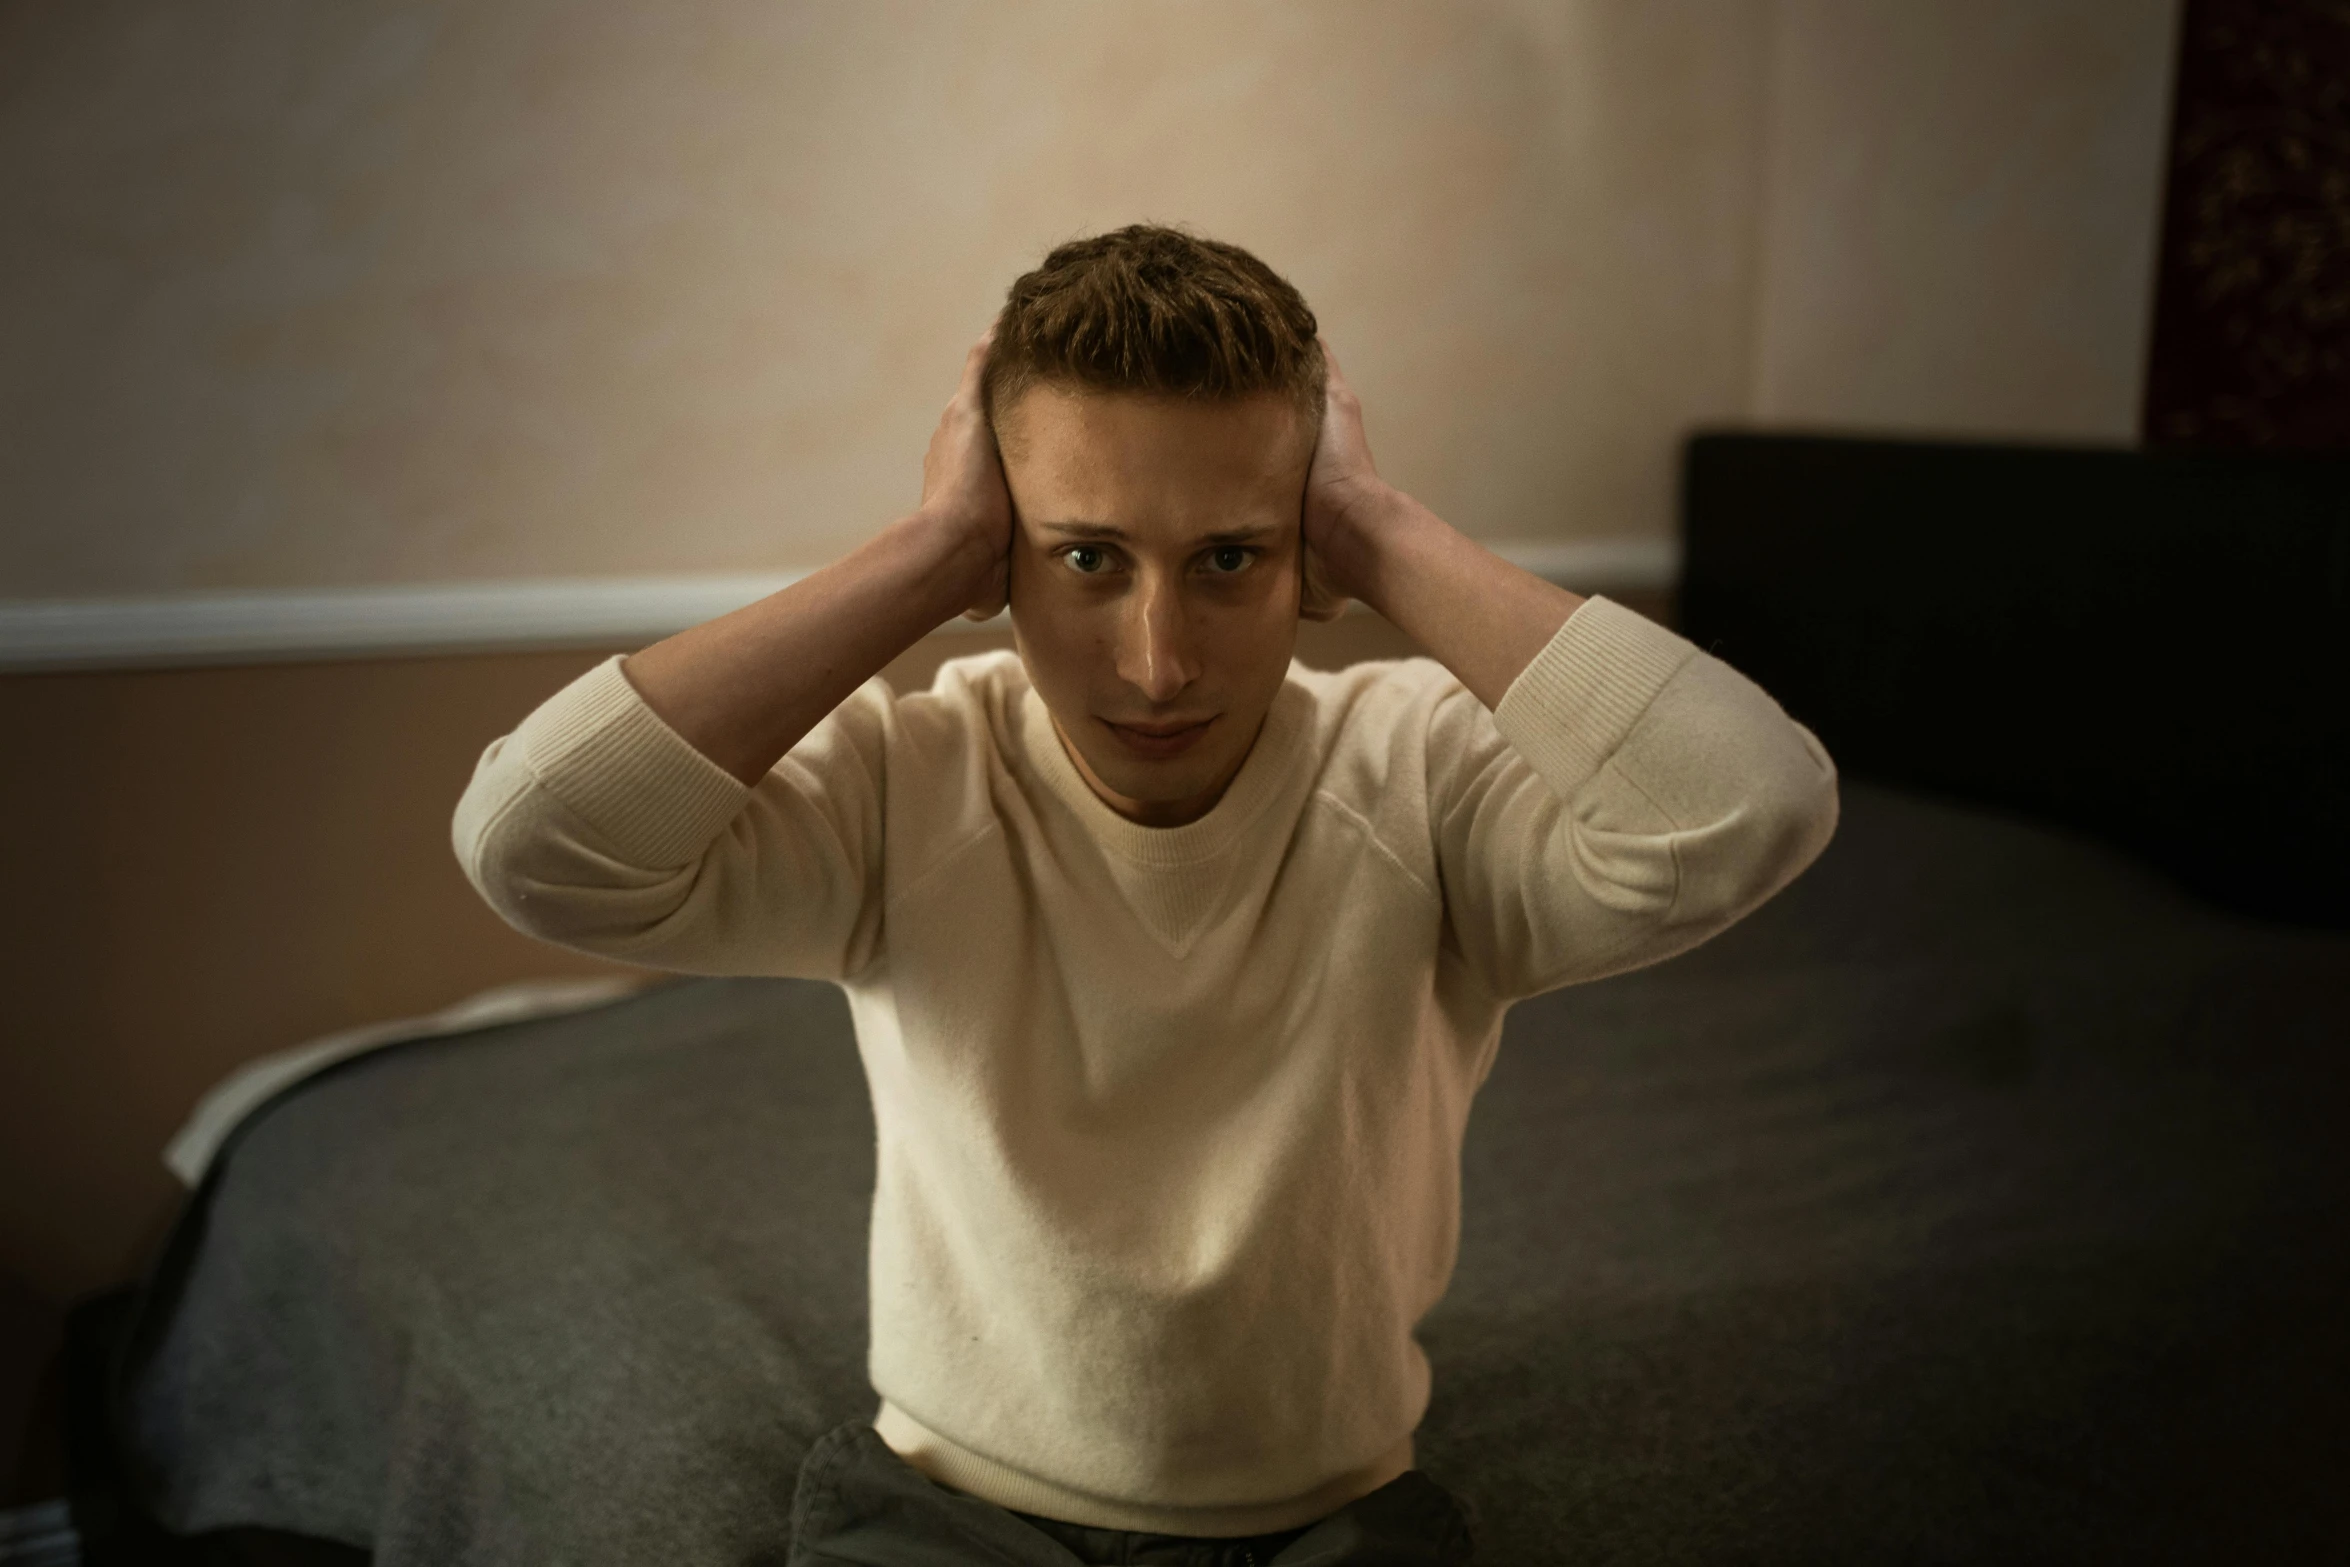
[1428,594,1839,999]
[450,655,889,980]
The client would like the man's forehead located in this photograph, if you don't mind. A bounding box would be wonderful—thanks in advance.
[998,391,1309,541]
[995,383,1309,464]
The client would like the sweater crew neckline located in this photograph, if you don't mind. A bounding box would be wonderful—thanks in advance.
[1016,676,1313,869]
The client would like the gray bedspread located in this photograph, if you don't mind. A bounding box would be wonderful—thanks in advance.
[116,779,2350,1563]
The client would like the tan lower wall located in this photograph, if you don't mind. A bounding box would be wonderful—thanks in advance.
[0,588,1669,1503]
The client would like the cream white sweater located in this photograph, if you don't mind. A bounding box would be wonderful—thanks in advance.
[452,595,1839,1534]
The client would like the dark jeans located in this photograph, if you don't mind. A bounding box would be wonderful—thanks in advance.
[787,1422,1477,1566]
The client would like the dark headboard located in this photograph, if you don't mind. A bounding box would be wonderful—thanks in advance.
[1679,432,2350,929]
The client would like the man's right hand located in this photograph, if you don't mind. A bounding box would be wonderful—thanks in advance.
[920,332,1016,621]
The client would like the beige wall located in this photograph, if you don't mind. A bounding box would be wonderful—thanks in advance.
[1,0,1771,600]
[1750,0,2180,439]
[0,1,2182,607]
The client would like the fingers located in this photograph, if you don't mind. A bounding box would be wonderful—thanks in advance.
[1318,335,1353,396]
[961,553,1010,621]
[958,326,997,402]
[1304,334,1377,506]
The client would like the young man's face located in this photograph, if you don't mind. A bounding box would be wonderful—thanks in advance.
[997,384,1314,827]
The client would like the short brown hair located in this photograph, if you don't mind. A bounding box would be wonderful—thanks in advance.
[984,224,1325,431]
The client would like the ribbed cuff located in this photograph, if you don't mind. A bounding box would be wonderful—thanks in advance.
[511,655,749,867]
[1493,595,1698,796]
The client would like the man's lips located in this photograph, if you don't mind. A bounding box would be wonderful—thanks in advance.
[1100,715,1216,760]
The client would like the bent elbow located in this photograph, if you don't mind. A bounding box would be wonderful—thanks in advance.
[453,804,577,948]
[451,757,554,934]
[1670,728,1839,925]
[1738,733,1841,911]
[471,833,705,957]
[450,777,691,954]
[1769,764,1841,896]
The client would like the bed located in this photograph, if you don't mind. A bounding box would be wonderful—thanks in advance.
[71,434,2350,1563]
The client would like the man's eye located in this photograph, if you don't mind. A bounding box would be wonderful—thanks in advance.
[1204,546,1253,574]
[1064,546,1109,574]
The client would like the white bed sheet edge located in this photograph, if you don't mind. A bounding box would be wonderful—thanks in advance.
[163,975,651,1186]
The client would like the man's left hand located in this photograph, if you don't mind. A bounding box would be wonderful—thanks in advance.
[1300,340,1400,618]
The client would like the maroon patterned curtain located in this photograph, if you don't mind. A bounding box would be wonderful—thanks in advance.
[2141,0,2350,448]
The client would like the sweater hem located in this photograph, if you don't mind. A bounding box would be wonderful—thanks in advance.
[871,1401,1414,1536]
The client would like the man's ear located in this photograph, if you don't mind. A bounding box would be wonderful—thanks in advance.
[1298,539,1349,623]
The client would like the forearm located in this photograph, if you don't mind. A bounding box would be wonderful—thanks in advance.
[1319,485,1587,710]
[623,508,988,784]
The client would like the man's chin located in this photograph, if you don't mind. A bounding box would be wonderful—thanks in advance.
[1087,756,1222,809]
[1042,704,1259,825]
[1068,741,1238,822]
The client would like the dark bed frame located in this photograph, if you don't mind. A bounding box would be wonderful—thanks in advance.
[1679,431,2350,929]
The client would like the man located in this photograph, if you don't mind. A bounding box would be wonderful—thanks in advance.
[454,225,1839,1563]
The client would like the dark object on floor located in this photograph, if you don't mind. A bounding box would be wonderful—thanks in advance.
[82,776,2350,1563]
[1682,431,2350,927]
[62,1288,362,1565]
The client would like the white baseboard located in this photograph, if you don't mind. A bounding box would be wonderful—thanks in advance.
[0,572,812,673]
[0,536,1679,673]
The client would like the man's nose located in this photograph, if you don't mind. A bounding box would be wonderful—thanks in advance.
[1115,572,1201,705]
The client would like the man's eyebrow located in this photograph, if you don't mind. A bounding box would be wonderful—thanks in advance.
[1035,522,1282,545]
